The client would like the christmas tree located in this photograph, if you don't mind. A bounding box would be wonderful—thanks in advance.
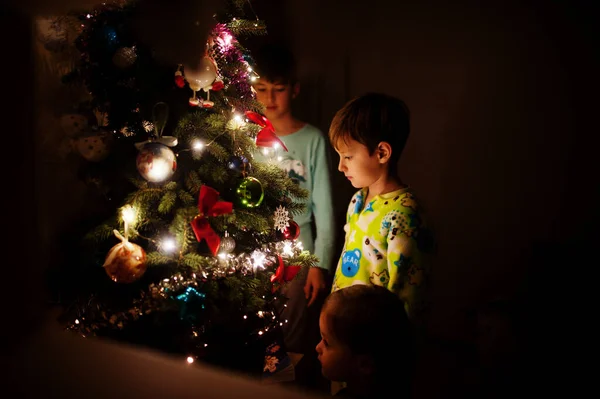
[44,0,316,377]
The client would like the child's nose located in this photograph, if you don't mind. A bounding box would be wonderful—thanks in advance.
[315,341,323,354]
[338,159,345,172]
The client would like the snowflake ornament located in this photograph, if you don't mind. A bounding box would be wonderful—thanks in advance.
[273,206,290,232]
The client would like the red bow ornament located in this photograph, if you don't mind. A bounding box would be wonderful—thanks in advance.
[244,111,288,152]
[190,185,233,256]
[270,256,301,293]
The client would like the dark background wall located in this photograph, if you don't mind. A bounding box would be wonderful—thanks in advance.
[244,2,597,394]
[247,0,598,334]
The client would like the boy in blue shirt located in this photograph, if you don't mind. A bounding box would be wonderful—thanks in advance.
[252,44,336,356]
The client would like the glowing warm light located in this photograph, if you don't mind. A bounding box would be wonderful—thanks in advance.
[162,238,176,252]
[262,148,269,156]
[147,158,172,182]
[222,32,233,47]
[252,251,266,270]
[277,156,283,162]
[228,113,246,130]
[192,140,204,150]
[258,331,263,335]
[283,241,294,257]
[75,319,80,324]
[187,356,194,364]
[243,315,247,319]
[218,253,227,259]
[86,14,91,18]
[121,205,136,224]
[204,343,208,347]
[257,311,264,318]
[250,76,257,82]
[273,143,280,150]
[247,66,253,72]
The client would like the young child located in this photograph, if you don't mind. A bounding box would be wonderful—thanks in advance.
[328,93,430,322]
[252,43,336,355]
[316,284,415,398]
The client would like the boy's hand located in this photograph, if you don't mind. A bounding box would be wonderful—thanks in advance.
[304,267,327,307]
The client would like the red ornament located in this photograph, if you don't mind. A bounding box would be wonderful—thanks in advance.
[175,75,185,88]
[211,80,224,91]
[270,256,301,293]
[276,220,300,241]
[244,111,288,151]
[190,185,233,255]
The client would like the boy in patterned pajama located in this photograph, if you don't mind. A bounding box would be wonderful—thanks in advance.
[328,93,430,321]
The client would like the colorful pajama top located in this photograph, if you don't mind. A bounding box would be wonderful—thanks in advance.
[332,187,429,319]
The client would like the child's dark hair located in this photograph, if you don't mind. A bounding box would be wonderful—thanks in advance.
[252,43,297,84]
[329,93,410,167]
[323,285,416,388]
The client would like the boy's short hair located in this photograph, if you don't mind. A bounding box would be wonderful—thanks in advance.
[329,93,410,165]
[323,285,415,381]
[252,43,297,84]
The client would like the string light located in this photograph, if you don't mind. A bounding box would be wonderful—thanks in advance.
[192,139,205,151]
[228,113,246,130]
[187,356,194,364]
[283,241,294,257]
[251,250,266,270]
[121,205,136,241]
[161,237,177,253]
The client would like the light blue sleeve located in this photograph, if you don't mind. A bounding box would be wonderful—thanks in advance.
[310,132,336,272]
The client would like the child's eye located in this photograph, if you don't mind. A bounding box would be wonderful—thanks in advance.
[275,87,287,92]
[255,88,266,92]
[344,156,352,160]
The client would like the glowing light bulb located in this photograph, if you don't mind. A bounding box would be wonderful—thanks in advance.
[121,205,136,224]
[258,331,263,335]
[252,251,266,270]
[187,356,194,364]
[283,241,294,257]
[228,113,245,130]
[192,140,204,151]
[162,238,176,253]
[147,158,172,182]
[250,76,257,82]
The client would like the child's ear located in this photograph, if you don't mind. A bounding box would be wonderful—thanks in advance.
[377,142,392,164]
[292,82,300,99]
